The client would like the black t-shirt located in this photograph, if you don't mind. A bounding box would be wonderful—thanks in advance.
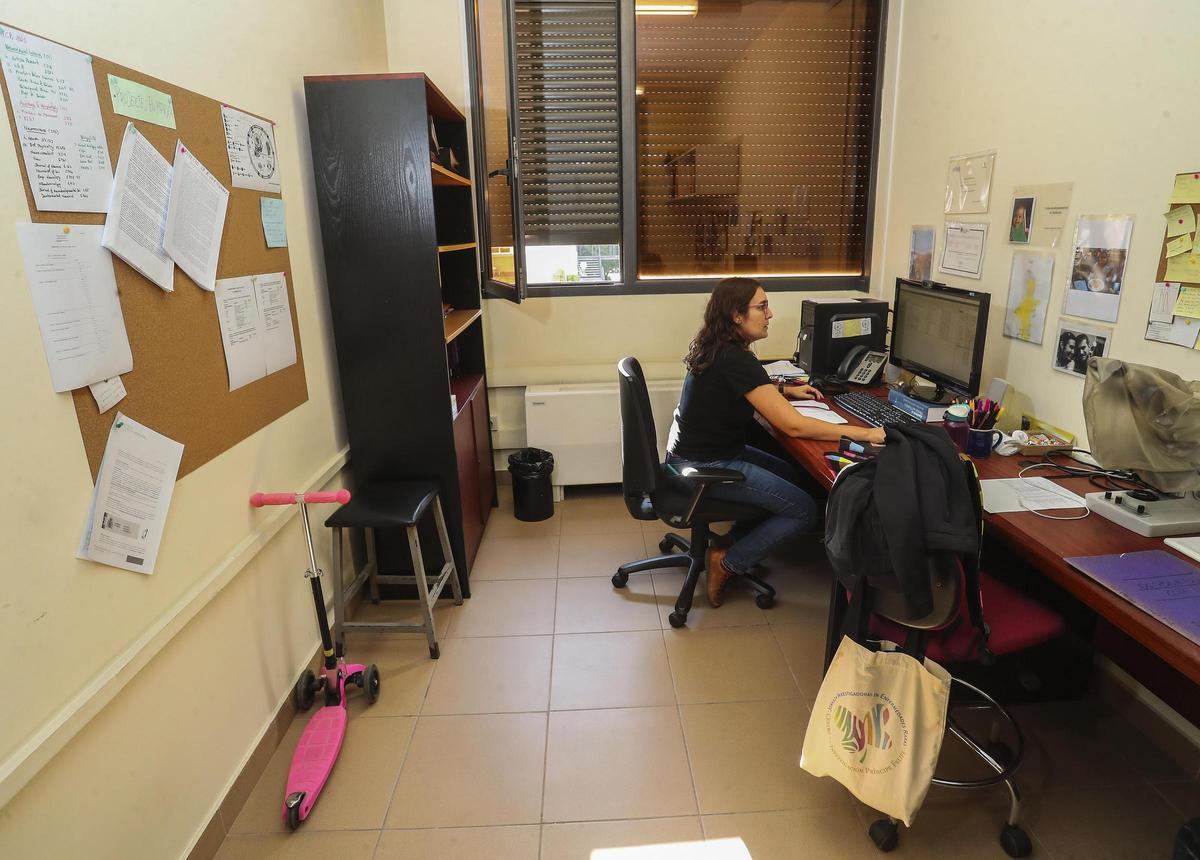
[671,344,771,461]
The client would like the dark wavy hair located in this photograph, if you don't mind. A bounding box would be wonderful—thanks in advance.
[684,277,762,373]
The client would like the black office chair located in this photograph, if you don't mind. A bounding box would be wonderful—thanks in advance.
[612,356,775,628]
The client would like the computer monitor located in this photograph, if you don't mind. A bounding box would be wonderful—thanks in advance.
[890,278,990,398]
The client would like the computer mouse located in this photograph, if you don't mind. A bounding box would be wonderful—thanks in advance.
[809,377,847,395]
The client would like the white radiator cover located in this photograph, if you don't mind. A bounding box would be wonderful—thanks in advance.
[525,380,683,486]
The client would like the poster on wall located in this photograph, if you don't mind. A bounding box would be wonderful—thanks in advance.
[1014,182,1073,248]
[1062,215,1134,323]
[1002,250,1055,344]
[908,225,935,281]
[1052,320,1112,378]
[944,151,995,215]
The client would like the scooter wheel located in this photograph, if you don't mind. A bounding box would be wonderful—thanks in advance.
[286,802,301,830]
[363,663,381,704]
[293,669,316,712]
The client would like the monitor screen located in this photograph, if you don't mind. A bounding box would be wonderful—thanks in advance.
[890,278,990,396]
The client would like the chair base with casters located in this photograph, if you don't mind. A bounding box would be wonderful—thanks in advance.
[612,521,776,628]
[324,481,464,660]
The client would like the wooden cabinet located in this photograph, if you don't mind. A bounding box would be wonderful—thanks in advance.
[304,73,494,594]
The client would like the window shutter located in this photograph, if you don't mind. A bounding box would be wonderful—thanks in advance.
[514,0,621,246]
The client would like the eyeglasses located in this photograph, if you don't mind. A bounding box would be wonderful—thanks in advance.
[748,300,770,313]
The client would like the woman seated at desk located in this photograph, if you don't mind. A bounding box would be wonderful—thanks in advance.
[668,277,885,608]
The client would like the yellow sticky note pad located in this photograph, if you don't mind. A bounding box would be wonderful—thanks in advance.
[1165,205,1196,237]
[1165,253,1200,284]
[1167,235,1193,257]
[1170,172,1200,204]
[1174,285,1200,319]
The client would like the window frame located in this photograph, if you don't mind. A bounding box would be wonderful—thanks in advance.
[466,0,889,300]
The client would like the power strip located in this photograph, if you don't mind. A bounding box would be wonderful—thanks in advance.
[1085,491,1200,537]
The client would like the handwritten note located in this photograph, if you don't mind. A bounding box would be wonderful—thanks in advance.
[1165,205,1196,238]
[1165,252,1200,285]
[260,197,287,247]
[1172,285,1200,320]
[1170,172,1200,205]
[1167,235,1192,257]
[107,74,175,128]
[0,26,112,212]
[1150,282,1182,323]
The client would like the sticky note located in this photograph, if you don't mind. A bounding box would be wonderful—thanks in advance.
[260,197,287,248]
[1165,252,1200,285]
[107,74,175,129]
[1167,235,1192,257]
[1170,172,1200,204]
[1165,205,1196,237]
[1173,285,1200,319]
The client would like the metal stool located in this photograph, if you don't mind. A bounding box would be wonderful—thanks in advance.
[325,481,463,659]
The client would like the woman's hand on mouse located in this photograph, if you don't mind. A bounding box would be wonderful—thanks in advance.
[787,384,824,401]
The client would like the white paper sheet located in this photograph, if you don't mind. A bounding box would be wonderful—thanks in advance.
[795,405,847,425]
[1145,316,1200,348]
[101,123,174,291]
[163,141,229,291]
[1002,250,1054,344]
[944,151,995,215]
[221,104,281,192]
[77,413,183,575]
[980,478,1086,514]
[763,360,807,378]
[214,272,297,390]
[15,223,133,392]
[1014,182,1073,248]
[939,222,988,279]
[0,26,112,212]
[1062,215,1134,323]
[1150,282,1182,324]
[88,376,126,413]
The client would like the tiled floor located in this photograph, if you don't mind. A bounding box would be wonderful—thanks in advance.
[215,486,1198,859]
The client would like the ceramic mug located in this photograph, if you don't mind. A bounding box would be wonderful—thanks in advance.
[965,428,1002,458]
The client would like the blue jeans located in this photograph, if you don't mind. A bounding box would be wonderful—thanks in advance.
[667,445,817,575]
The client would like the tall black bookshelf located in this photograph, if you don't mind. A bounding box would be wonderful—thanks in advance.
[303,73,494,595]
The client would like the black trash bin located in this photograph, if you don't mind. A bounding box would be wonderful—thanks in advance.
[508,448,555,521]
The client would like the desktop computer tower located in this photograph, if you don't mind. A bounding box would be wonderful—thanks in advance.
[794,298,889,379]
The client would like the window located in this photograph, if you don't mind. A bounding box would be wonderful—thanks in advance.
[467,0,884,299]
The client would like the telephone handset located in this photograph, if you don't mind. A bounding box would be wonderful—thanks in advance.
[836,346,889,386]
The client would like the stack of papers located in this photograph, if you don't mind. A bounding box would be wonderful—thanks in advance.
[763,360,807,379]
[980,478,1085,514]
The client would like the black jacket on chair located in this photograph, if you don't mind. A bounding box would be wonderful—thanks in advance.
[824,423,979,617]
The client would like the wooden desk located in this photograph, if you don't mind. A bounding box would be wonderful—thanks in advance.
[760,395,1200,687]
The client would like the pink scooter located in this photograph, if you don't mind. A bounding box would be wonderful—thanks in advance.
[250,490,380,830]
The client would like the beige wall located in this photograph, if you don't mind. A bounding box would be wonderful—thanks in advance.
[0,3,385,856]
[383,0,470,111]
[878,0,1200,438]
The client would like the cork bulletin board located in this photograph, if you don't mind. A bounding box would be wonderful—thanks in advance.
[0,23,308,480]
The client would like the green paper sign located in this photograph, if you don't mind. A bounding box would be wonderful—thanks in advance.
[107,74,175,129]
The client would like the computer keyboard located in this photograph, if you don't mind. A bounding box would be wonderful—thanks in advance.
[832,391,920,427]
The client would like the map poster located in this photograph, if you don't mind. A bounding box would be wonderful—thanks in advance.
[1003,250,1055,344]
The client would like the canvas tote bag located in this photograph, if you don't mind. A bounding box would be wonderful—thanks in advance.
[800,636,951,826]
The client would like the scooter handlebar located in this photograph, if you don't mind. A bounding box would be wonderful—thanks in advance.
[250,490,351,507]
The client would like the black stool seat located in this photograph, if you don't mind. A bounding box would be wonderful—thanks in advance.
[324,480,440,528]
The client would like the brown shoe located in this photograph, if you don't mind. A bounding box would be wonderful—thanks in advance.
[706,547,733,608]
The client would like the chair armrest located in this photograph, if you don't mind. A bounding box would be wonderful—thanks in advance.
[677,465,746,485]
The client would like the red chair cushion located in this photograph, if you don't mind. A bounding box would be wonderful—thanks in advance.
[870,572,1065,663]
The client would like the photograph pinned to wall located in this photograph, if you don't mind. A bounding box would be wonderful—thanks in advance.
[1014,181,1073,247]
[945,151,995,214]
[1062,215,1134,323]
[908,225,935,281]
[939,221,988,279]
[1009,196,1035,243]
[1052,320,1112,378]
[1003,250,1054,344]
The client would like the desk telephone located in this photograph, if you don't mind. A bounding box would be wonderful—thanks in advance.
[836,345,889,386]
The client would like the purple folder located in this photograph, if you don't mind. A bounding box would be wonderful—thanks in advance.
[1065,550,1200,646]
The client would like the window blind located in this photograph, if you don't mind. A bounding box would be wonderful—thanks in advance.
[636,0,881,279]
[514,0,621,245]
